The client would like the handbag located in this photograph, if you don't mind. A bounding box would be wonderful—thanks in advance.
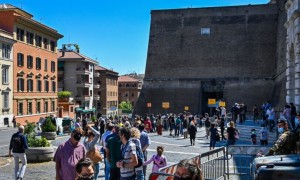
[215,133,220,141]
[234,130,239,140]
[86,148,102,164]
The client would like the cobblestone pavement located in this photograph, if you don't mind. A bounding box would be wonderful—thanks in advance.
[0,119,274,179]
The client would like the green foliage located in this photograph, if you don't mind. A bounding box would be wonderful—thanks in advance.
[24,120,35,135]
[58,91,72,99]
[41,117,56,132]
[119,101,132,111]
[27,136,50,147]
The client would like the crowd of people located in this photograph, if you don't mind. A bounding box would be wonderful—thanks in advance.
[9,101,300,180]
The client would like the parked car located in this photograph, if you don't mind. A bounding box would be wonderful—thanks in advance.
[62,117,74,134]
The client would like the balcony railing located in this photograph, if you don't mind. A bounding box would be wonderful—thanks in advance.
[94,72,100,77]
[76,67,90,75]
[93,95,100,100]
[93,84,100,88]
[76,81,92,88]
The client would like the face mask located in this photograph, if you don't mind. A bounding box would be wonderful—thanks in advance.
[278,127,284,134]
[77,177,94,180]
[252,131,255,134]
[174,176,192,180]
[73,133,82,141]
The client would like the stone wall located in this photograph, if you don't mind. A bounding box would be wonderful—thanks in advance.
[135,3,284,115]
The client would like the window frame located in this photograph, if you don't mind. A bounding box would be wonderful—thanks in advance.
[17,53,24,67]
[2,66,9,84]
[27,55,33,69]
[3,92,9,109]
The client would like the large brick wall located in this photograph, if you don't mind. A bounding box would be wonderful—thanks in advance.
[135,3,283,115]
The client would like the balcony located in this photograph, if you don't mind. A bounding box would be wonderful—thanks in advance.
[75,94,91,101]
[76,67,90,75]
[76,81,92,88]
[94,83,100,88]
[94,72,100,77]
[93,95,100,100]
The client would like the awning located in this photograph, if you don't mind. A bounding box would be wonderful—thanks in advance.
[81,108,96,113]
[75,107,83,112]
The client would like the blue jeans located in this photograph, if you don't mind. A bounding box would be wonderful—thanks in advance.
[94,162,100,180]
[105,158,110,180]
[135,169,144,180]
[227,139,235,147]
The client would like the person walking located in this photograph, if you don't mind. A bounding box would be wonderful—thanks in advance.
[138,124,151,178]
[175,116,181,137]
[188,121,197,146]
[259,124,269,145]
[220,115,226,141]
[143,146,167,173]
[253,105,259,124]
[9,125,28,180]
[156,116,163,135]
[83,125,101,180]
[209,123,218,150]
[54,128,86,180]
[204,114,211,139]
[226,121,239,146]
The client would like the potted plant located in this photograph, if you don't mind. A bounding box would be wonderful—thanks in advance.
[58,91,72,101]
[41,117,57,140]
[23,121,54,163]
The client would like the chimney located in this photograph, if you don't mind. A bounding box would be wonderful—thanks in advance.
[62,45,66,57]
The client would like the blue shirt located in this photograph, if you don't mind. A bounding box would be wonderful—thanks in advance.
[9,131,28,153]
[139,130,150,150]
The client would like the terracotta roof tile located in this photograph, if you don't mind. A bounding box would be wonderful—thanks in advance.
[118,75,139,82]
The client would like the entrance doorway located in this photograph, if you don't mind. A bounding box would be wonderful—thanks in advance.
[202,92,223,116]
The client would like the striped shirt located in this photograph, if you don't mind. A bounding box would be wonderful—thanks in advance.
[120,140,136,177]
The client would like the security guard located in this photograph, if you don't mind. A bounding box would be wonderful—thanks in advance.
[266,119,296,156]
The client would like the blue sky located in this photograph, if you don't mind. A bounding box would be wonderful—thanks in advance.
[2,0,268,75]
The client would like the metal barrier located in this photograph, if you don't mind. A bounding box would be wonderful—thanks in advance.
[148,172,174,180]
[201,147,226,180]
[154,147,227,180]
[227,145,272,180]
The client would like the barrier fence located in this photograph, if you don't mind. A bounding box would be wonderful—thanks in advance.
[226,145,272,180]
[151,147,227,180]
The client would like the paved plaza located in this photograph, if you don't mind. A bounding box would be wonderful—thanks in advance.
[0,119,276,179]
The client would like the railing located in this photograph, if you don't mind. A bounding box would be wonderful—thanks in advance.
[156,147,227,180]
[226,145,272,180]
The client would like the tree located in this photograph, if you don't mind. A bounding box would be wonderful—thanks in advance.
[119,101,132,112]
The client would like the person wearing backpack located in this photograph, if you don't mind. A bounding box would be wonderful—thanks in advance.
[175,116,181,137]
[117,127,138,180]
[130,127,144,180]
[9,125,28,180]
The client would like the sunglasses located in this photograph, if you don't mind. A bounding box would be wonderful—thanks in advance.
[78,173,94,180]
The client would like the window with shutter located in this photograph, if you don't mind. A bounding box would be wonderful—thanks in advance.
[17,53,24,66]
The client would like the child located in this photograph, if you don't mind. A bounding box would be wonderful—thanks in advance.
[251,128,257,145]
[143,146,167,173]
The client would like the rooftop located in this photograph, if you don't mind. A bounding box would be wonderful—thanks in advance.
[118,75,140,83]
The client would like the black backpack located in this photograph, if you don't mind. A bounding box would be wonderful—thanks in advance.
[135,143,144,168]
[12,135,23,150]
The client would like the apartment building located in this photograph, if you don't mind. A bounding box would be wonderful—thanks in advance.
[0,29,15,127]
[0,4,63,125]
[94,65,118,117]
[118,75,141,108]
[58,46,98,119]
